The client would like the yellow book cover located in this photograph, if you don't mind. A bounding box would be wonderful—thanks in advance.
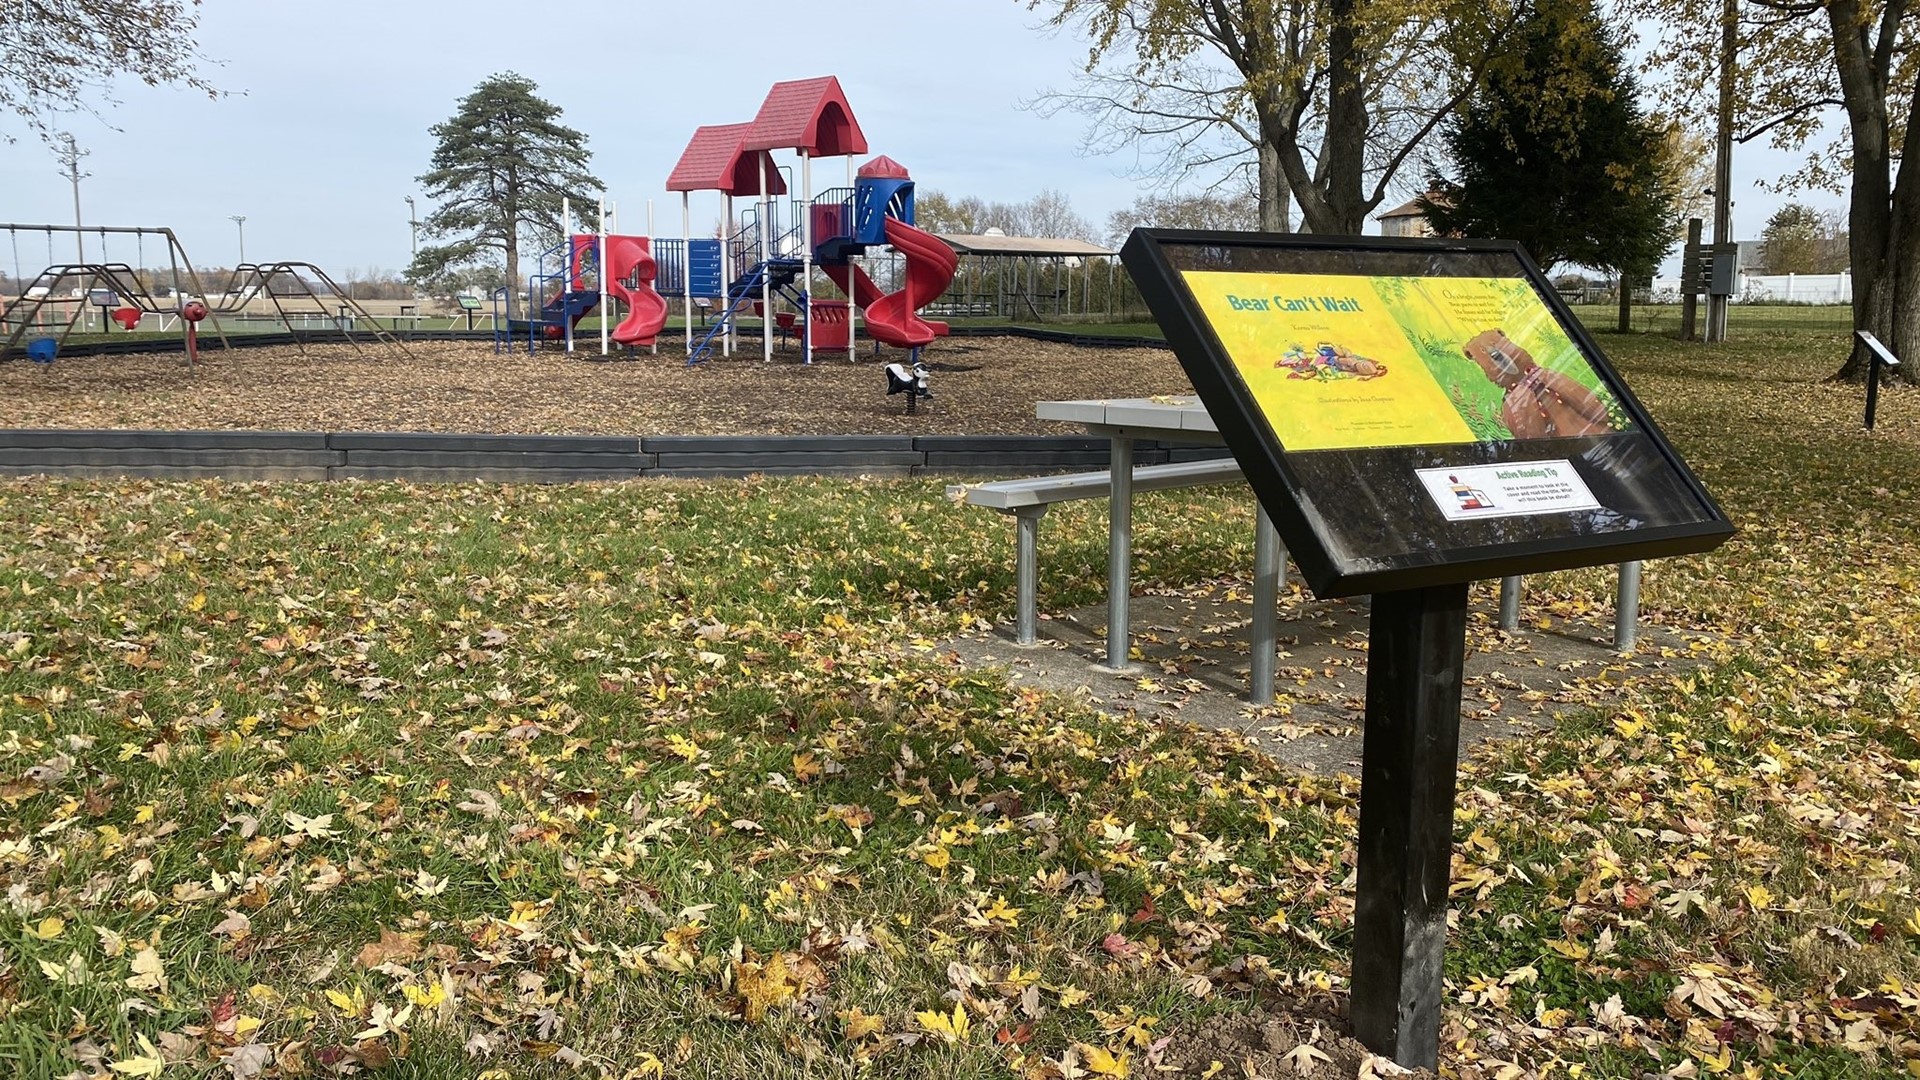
[1181,271,1628,451]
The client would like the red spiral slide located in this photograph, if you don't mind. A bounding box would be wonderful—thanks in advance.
[605,235,668,347]
[822,217,957,350]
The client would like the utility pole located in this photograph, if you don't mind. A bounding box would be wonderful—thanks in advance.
[231,215,247,265]
[56,133,90,329]
[56,133,88,263]
[1706,0,1737,343]
[404,196,419,261]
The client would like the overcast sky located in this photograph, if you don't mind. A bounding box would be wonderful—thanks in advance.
[0,0,1842,277]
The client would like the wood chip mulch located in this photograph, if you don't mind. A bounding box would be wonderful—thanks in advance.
[0,336,1196,436]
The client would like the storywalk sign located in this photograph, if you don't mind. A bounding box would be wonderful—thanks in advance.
[1121,230,1733,1067]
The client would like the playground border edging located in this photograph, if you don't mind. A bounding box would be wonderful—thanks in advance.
[0,429,1229,483]
[19,323,1170,360]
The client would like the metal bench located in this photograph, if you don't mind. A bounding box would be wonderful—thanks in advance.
[950,457,1244,645]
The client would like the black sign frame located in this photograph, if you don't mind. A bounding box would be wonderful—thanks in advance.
[1122,229,1734,598]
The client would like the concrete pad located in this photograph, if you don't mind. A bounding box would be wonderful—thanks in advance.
[941,578,1720,776]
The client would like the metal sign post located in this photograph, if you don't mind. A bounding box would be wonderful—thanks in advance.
[1859,330,1901,430]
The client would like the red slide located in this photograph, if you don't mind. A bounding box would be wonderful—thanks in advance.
[604,235,668,347]
[822,217,957,349]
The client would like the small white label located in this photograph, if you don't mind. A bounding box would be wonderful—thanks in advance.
[1417,461,1599,522]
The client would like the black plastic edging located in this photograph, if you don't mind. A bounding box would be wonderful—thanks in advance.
[0,429,1229,483]
[9,323,1168,360]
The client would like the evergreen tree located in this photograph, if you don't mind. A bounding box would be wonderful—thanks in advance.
[409,74,601,317]
[1420,0,1676,317]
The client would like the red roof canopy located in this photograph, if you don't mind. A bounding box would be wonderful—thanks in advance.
[857,155,910,180]
[743,77,868,156]
[665,123,788,196]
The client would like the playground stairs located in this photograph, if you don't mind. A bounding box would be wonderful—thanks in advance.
[686,257,804,364]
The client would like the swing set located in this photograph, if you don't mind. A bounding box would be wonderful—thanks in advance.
[200,261,410,359]
[1,222,230,364]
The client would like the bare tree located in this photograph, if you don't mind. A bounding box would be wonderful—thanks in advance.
[0,0,220,141]
[1027,0,1525,235]
[1103,189,1261,245]
[1024,188,1103,241]
[916,189,1100,240]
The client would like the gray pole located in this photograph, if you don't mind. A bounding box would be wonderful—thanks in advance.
[1706,0,1736,343]
[1614,561,1643,651]
[1250,508,1284,704]
[1498,576,1522,631]
[1105,435,1134,670]
[405,196,419,261]
[231,216,247,265]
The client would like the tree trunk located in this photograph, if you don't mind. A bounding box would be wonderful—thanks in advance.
[1317,0,1372,234]
[1828,0,1892,381]
[1881,66,1920,382]
[1617,276,1632,333]
[505,228,521,322]
[1258,142,1291,233]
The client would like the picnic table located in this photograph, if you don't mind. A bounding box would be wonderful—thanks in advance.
[1035,396,1289,704]
[1034,396,1645,677]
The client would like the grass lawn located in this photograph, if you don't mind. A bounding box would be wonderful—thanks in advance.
[1,321,1917,1078]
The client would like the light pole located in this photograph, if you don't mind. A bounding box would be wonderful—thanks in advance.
[230,215,247,265]
[404,196,419,262]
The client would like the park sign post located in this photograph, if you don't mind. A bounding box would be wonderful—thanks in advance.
[1120,229,1733,1067]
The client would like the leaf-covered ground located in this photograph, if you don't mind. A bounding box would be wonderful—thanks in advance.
[0,327,1918,1078]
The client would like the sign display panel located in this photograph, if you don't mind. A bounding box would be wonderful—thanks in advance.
[1121,230,1733,597]
[1183,272,1628,450]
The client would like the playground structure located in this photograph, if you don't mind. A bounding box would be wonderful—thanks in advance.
[202,262,411,359]
[2,223,231,364]
[494,209,669,355]
[496,77,956,367]
[2,223,412,363]
[662,76,957,365]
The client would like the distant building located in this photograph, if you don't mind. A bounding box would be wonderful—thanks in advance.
[1377,196,1438,238]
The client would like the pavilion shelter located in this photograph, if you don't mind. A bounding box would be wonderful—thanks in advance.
[932,234,1119,321]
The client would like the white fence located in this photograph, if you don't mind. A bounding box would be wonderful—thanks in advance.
[1649,273,1853,305]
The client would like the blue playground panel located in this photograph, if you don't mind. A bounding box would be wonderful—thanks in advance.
[650,239,725,299]
[688,240,722,298]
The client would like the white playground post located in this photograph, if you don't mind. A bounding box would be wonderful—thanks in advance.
[599,196,609,357]
[800,149,813,365]
[761,157,772,363]
[562,197,574,354]
[723,194,735,357]
[647,199,657,355]
[681,192,692,357]
[847,155,856,364]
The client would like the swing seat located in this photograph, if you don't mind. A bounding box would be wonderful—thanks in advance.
[26,338,57,363]
[112,307,142,331]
